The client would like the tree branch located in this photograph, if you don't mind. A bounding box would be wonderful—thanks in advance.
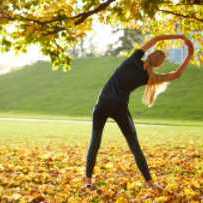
[43,0,116,35]
[74,0,116,25]
[0,0,116,37]
[158,9,203,23]
[0,0,115,26]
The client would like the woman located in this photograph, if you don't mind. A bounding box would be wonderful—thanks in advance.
[84,34,194,189]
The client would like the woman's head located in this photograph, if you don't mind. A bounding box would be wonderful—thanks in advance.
[143,50,169,107]
[146,50,166,68]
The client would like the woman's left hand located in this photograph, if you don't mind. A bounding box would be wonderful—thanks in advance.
[184,38,195,55]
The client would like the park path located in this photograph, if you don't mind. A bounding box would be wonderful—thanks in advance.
[0,117,201,127]
[0,117,166,127]
[0,117,92,124]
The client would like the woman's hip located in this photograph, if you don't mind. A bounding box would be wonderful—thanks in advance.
[94,97,128,118]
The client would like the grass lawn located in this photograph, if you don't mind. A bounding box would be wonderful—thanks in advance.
[0,118,202,149]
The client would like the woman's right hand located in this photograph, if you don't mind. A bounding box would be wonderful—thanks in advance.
[178,35,194,55]
[185,39,194,55]
[178,34,187,40]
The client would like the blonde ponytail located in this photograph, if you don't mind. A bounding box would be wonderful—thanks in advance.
[143,73,170,107]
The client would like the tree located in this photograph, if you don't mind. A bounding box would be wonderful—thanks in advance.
[0,0,202,71]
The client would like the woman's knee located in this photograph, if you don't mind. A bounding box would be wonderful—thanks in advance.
[92,105,100,119]
[92,103,105,118]
[92,105,107,131]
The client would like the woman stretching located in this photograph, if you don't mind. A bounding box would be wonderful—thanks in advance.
[84,34,194,189]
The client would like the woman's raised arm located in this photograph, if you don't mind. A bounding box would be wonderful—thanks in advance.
[155,37,194,83]
[141,34,187,52]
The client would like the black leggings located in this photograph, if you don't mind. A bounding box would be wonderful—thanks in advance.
[85,98,152,181]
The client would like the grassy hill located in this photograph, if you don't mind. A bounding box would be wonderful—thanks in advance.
[0,56,202,122]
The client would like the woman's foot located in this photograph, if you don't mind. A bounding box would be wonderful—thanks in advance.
[82,177,97,190]
[85,177,92,185]
[145,179,164,190]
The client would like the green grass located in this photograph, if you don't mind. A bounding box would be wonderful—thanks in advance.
[0,119,203,149]
[0,56,202,123]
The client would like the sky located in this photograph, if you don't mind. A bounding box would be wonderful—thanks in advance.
[0,22,117,74]
[0,44,48,74]
[83,22,121,54]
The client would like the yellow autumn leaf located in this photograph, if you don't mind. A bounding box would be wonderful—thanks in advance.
[127,181,136,190]
[183,187,197,198]
[116,196,129,203]
[154,196,169,203]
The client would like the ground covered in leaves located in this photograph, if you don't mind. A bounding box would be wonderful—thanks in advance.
[0,144,203,202]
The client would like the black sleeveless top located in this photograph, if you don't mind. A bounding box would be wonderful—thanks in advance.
[97,49,149,105]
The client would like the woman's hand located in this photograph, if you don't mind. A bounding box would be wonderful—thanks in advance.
[178,35,194,54]
[178,34,188,40]
[173,35,194,56]
[184,38,195,55]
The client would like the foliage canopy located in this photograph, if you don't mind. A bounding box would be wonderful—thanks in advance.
[0,0,202,70]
